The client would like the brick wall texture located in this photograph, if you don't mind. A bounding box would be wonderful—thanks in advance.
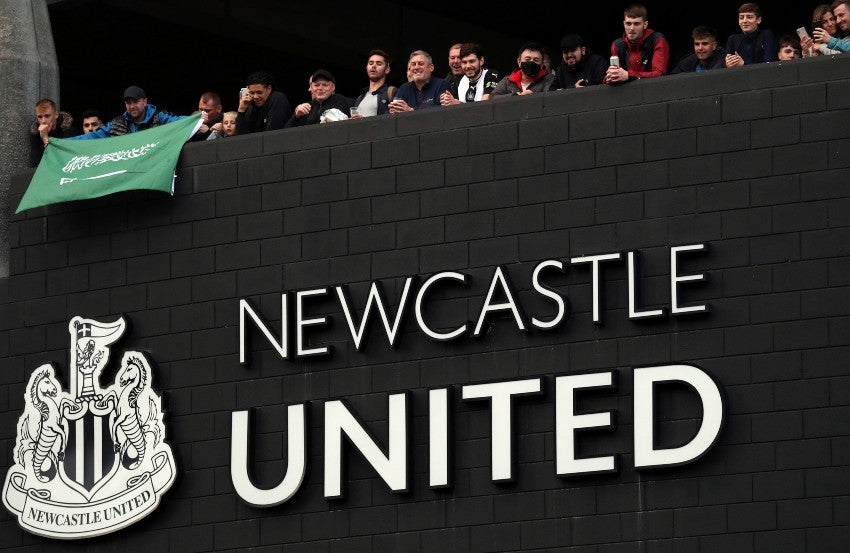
[2,55,850,552]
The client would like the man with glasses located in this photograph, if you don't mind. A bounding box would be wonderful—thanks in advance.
[236,71,292,134]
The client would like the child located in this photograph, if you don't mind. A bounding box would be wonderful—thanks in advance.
[208,111,237,139]
[724,3,778,66]
[777,35,801,60]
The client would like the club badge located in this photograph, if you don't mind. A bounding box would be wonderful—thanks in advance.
[2,316,176,539]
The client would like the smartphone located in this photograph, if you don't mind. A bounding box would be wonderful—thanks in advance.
[609,56,620,67]
[796,27,810,40]
[240,87,248,98]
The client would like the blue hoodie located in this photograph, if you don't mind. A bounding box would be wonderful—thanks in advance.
[71,104,185,139]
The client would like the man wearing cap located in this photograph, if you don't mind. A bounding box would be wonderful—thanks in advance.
[285,69,351,127]
[71,86,188,139]
[555,34,607,88]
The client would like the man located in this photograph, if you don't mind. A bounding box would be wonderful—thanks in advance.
[390,50,450,112]
[671,26,727,73]
[554,33,607,88]
[70,86,187,140]
[236,71,292,134]
[353,50,395,117]
[191,91,224,141]
[80,109,103,134]
[285,70,351,127]
[812,1,850,53]
[606,4,670,83]
[490,42,556,97]
[440,43,501,105]
[724,3,778,67]
[29,98,74,166]
[445,43,464,92]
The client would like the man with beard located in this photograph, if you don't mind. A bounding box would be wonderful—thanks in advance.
[236,71,292,134]
[671,26,727,73]
[490,42,556,97]
[70,86,188,139]
[390,50,450,112]
[554,34,607,88]
[285,70,351,127]
[605,4,670,83]
[440,43,501,104]
[353,50,395,117]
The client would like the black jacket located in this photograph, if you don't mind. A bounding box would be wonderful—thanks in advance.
[236,90,292,134]
[354,82,393,116]
[671,47,727,74]
[284,94,351,127]
[29,111,74,167]
[554,51,608,88]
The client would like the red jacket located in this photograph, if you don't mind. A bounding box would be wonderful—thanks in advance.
[611,27,669,79]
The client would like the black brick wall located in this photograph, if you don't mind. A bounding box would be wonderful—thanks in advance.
[3,55,850,551]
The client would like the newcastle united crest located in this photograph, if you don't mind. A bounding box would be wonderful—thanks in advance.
[2,316,176,539]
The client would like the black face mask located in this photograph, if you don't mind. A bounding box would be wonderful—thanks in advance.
[520,61,541,77]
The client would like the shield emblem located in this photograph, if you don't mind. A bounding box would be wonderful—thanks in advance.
[61,409,117,493]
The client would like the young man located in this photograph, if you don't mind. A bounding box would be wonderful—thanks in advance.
[554,33,607,88]
[605,4,670,83]
[671,26,727,73]
[80,109,103,134]
[440,43,501,104]
[353,50,395,117]
[724,3,778,66]
[70,86,187,140]
[390,50,450,112]
[29,98,74,166]
[489,42,556,97]
[285,70,351,127]
[236,71,292,134]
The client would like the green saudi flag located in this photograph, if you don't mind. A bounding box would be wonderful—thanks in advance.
[16,113,203,213]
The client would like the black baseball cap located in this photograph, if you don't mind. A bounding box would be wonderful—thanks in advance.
[310,69,335,83]
[560,34,585,52]
[123,86,146,100]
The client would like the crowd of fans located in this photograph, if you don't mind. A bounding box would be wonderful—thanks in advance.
[29,2,850,167]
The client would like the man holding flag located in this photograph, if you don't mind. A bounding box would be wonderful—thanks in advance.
[16,87,204,213]
[70,86,197,139]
